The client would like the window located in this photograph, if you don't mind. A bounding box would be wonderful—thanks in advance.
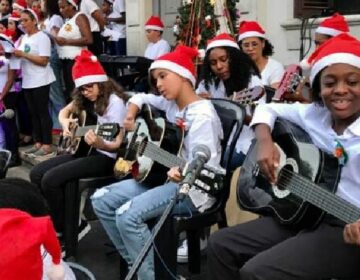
[294,0,360,18]
[294,0,330,18]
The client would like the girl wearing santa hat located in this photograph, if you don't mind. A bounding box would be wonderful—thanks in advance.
[238,20,285,89]
[30,49,127,242]
[197,32,263,170]
[207,33,360,280]
[92,45,223,280]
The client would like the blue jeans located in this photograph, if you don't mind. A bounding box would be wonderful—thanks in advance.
[91,179,198,280]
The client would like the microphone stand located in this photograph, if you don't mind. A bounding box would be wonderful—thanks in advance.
[125,191,180,280]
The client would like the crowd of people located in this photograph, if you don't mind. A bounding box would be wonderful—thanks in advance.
[1,1,360,279]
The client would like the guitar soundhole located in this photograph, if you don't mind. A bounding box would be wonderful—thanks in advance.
[277,164,294,190]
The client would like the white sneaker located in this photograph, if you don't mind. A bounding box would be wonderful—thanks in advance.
[176,238,208,263]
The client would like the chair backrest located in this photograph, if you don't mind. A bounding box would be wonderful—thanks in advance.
[0,149,11,179]
[210,99,245,201]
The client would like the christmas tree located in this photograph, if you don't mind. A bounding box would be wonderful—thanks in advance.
[174,0,240,49]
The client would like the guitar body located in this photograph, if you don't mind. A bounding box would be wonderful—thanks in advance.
[57,110,98,157]
[125,106,184,186]
[237,119,341,228]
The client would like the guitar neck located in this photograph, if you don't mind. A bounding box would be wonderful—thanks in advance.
[142,141,186,169]
[283,172,360,224]
[75,125,98,137]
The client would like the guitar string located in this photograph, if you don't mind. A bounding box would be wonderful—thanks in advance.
[275,168,359,222]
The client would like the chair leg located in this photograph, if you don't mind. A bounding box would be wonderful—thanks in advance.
[119,255,129,280]
[187,230,201,274]
[64,180,81,259]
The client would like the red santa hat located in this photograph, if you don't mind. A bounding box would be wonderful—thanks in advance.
[72,49,108,88]
[149,45,198,87]
[9,11,21,22]
[66,0,79,10]
[237,20,266,42]
[302,33,360,85]
[0,209,65,280]
[145,16,164,31]
[12,0,27,11]
[315,13,349,37]
[206,33,239,52]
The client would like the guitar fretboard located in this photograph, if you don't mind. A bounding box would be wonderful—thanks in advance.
[75,125,98,137]
[141,141,185,169]
[279,169,360,224]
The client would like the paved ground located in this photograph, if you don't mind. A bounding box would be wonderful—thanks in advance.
[6,148,207,280]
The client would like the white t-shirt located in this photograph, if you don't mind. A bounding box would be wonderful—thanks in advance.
[196,75,265,154]
[129,93,223,212]
[110,0,126,38]
[144,39,171,60]
[0,56,20,92]
[96,93,127,159]
[80,0,101,32]
[261,57,285,86]
[43,15,64,33]
[17,31,55,89]
[251,102,360,210]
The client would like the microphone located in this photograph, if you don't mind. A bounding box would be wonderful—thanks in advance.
[178,144,211,200]
[0,109,15,120]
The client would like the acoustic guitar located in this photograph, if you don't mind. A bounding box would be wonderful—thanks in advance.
[236,118,360,228]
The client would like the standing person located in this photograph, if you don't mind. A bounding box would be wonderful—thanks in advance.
[80,0,106,55]
[144,15,170,60]
[91,46,223,280]
[314,13,349,47]
[0,31,22,167]
[102,0,126,55]
[238,20,284,89]
[55,0,92,103]
[41,0,65,129]
[207,33,360,280]
[14,8,55,157]
[30,49,127,239]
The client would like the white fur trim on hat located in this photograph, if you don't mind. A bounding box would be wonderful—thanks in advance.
[149,60,196,87]
[315,26,342,37]
[145,25,164,31]
[238,31,266,42]
[310,52,360,85]
[67,0,78,10]
[206,39,239,51]
[299,58,311,71]
[12,3,25,10]
[75,74,108,88]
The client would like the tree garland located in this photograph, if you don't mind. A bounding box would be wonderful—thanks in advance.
[174,0,240,49]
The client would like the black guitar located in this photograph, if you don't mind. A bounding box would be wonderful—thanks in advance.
[57,111,120,157]
[237,118,360,228]
[114,106,224,192]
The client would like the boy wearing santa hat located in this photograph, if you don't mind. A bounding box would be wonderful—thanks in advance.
[92,45,223,280]
[144,15,170,60]
[207,33,360,280]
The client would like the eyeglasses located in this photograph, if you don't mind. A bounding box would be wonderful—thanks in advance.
[79,83,95,93]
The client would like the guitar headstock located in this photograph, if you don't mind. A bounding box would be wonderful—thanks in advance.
[232,86,264,105]
[273,64,305,102]
[98,123,121,141]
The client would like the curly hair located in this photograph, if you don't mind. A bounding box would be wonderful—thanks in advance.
[72,78,129,116]
[200,46,261,97]
[45,0,61,17]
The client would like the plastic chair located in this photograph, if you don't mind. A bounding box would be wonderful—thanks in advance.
[0,149,11,179]
[153,99,246,278]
